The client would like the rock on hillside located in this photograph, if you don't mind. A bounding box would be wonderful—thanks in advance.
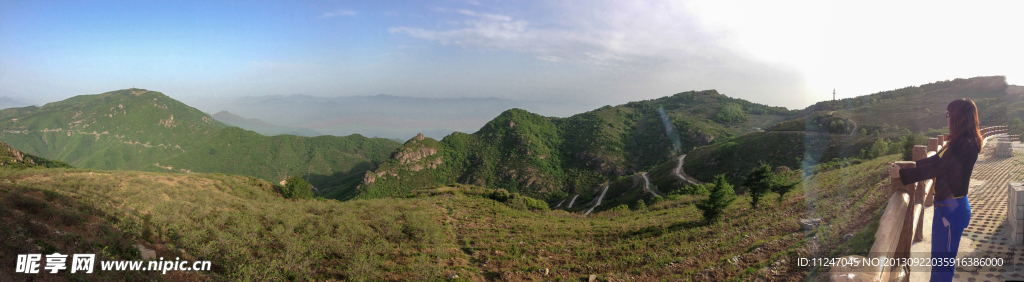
[0,141,72,169]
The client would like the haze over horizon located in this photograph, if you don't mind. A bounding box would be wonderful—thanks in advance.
[2,1,1022,114]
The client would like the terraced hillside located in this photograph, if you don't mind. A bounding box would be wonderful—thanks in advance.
[0,89,400,198]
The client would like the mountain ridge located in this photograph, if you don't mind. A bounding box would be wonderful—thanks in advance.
[0,89,399,198]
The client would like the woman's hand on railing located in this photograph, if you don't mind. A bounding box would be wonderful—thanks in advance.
[888,162,901,178]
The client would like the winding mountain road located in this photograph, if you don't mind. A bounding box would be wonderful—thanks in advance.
[674,155,701,185]
[566,194,579,208]
[584,185,610,216]
[640,173,661,197]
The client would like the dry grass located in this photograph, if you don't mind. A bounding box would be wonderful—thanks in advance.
[0,155,898,281]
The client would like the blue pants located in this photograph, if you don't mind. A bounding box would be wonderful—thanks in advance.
[930,196,971,282]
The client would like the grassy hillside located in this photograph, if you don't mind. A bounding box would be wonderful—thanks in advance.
[147,127,397,200]
[684,76,1006,186]
[0,153,899,280]
[0,89,400,199]
[359,90,798,201]
[804,76,1007,132]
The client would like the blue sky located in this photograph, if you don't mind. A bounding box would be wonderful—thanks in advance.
[2,0,1023,114]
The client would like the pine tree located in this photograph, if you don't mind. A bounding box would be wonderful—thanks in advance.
[769,169,800,203]
[696,174,735,224]
[744,163,773,209]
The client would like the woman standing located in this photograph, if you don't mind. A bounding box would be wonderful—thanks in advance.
[889,98,982,282]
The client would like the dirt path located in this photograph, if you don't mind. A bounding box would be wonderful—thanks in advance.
[566,194,579,208]
[640,172,661,197]
[848,118,858,136]
[584,185,610,216]
[554,199,566,208]
[674,155,701,185]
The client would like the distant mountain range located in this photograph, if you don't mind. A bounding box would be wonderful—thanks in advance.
[212,94,594,140]
[0,89,399,199]
[0,77,1012,203]
[211,111,323,137]
[0,96,30,110]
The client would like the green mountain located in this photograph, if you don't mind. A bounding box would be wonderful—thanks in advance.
[357,90,798,201]
[0,89,223,170]
[685,76,1009,185]
[146,127,398,200]
[0,89,399,198]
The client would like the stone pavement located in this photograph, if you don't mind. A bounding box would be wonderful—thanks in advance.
[910,137,1024,281]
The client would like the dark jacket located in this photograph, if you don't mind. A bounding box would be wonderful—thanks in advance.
[899,137,980,201]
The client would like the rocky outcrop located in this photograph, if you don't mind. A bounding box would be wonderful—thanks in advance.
[687,129,715,143]
[394,145,438,164]
[0,141,35,166]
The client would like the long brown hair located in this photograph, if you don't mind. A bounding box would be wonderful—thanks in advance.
[947,98,983,153]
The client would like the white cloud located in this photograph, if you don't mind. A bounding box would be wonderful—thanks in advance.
[386,2,810,108]
[388,3,724,70]
[320,9,356,18]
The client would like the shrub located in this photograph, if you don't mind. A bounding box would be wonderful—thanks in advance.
[714,103,747,123]
[650,195,663,205]
[506,195,549,211]
[283,176,313,199]
[633,200,647,211]
[696,175,735,224]
[490,189,511,202]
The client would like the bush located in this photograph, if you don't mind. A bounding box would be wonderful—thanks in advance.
[283,176,313,199]
[490,189,511,202]
[714,103,747,123]
[696,175,735,224]
[507,195,550,211]
[650,196,663,205]
[633,200,647,211]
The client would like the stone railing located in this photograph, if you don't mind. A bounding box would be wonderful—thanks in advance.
[831,125,1006,281]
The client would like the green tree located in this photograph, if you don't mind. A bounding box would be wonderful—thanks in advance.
[902,133,922,161]
[714,103,747,123]
[696,174,735,224]
[284,176,313,199]
[634,199,647,212]
[769,169,800,203]
[743,163,773,209]
[859,128,867,136]
[869,137,889,158]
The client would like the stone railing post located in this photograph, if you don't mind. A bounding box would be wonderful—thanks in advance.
[942,133,950,142]
[927,138,939,152]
